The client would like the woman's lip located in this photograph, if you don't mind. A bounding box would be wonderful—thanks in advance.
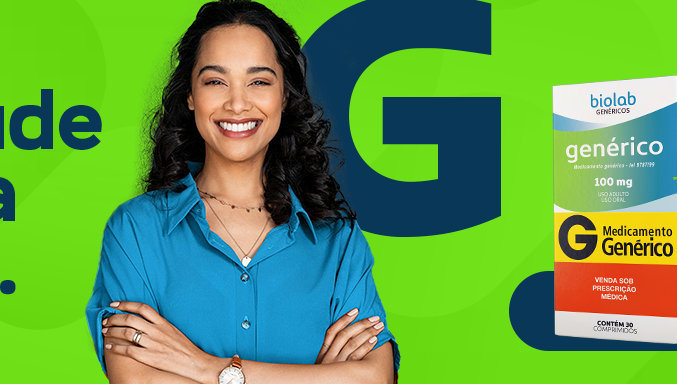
[215,121,261,139]
[217,119,261,132]
[216,118,261,124]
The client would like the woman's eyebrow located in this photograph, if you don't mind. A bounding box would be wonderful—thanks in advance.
[197,65,227,77]
[196,65,277,78]
[247,66,277,78]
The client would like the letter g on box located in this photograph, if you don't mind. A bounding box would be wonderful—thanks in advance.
[303,0,500,236]
[559,215,598,260]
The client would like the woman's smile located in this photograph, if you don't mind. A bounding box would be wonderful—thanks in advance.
[216,118,262,138]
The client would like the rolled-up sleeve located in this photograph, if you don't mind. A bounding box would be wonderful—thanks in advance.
[331,221,400,372]
[85,207,158,373]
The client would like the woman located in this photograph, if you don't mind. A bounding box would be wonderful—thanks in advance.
[85,1,399,383]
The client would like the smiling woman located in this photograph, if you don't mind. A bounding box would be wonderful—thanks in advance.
[84,1,398,384]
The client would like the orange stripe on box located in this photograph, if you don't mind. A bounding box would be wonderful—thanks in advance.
[555,262,677,318]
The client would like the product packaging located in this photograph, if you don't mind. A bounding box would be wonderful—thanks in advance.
[554,76,677,343]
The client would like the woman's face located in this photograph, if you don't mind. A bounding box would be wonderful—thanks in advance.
[188,24,286,166]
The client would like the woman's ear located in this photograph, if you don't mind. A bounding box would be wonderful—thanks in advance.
[282,91,289,112]
[187,94,195,111]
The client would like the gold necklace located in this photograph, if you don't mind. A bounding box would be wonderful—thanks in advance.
[198,187,263,213]
[202,197,270,267]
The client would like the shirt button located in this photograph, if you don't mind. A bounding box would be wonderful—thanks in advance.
[240,273,249,282]
[241,319,251,330]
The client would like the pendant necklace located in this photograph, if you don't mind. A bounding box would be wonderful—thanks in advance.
[201,194,269,268]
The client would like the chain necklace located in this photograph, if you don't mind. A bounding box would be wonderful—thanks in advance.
[197,187,263,213]
[202,196,269,267]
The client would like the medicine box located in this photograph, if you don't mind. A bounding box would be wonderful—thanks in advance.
[554,76,677,343]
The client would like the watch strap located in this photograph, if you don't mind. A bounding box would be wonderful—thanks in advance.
[231,355,243,370]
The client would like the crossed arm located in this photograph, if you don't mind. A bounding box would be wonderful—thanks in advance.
[103,301,394,384]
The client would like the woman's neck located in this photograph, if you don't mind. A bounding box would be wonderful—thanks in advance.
[195,155,266,207]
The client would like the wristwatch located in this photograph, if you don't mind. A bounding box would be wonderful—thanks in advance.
[219,355,246,384]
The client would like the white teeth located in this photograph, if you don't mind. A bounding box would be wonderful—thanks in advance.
[218,121,258,132]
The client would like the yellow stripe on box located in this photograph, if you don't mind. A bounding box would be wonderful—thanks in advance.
[555,212,677,265]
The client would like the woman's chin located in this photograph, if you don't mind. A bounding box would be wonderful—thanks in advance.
[211,148,268,166]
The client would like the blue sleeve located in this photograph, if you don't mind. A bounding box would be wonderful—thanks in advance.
[331,221,400,372]
[84,207,159,373]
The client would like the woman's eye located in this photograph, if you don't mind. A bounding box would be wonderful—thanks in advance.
[251,80,270,86]
[205,79,224,86]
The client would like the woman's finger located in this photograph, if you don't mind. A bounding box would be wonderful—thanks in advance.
[315,342,331,364]
[322,308,358,345]
[100,303,217,383]
[111,301,164,324]
[105,339,159,368]
[104,313,151,332]
[323,315,381,363]
[337,322,384,361]
[347,335,378,361]
[103,326,158,349]
[316,308,359,363]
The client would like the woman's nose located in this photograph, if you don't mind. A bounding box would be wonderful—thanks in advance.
[224,86,252,114]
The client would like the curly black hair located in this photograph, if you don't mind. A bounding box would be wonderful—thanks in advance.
[144,0,354,225]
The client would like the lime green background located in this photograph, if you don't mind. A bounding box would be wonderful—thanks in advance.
[1,0,675,382]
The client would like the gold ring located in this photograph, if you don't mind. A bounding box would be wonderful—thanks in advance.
[132,330,143,346]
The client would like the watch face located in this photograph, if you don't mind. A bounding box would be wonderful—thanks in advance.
[219,366,245,384]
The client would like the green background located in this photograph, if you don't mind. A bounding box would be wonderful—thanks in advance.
[1,0,675,382]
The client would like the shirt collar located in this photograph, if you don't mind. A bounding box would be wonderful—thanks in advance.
[164,162,317,243]
[287,185,317,243]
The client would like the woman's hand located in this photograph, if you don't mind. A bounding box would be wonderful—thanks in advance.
[315,308,385,364]
[102,301,225,384]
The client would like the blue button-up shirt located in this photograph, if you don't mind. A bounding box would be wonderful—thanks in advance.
[85,163,399,372]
